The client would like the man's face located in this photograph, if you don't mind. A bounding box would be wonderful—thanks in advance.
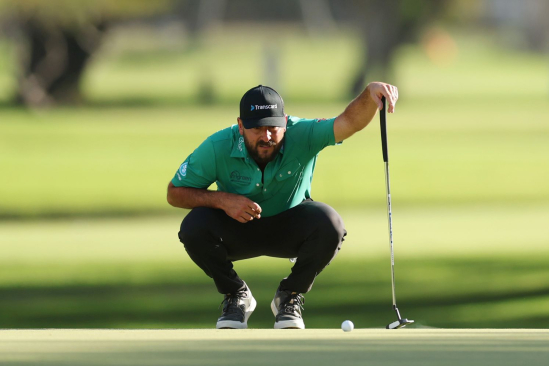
[238,119,286,166]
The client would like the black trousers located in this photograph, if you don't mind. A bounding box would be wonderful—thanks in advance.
[178,200,346,294]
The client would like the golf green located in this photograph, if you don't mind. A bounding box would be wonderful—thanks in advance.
[1,329,548,366]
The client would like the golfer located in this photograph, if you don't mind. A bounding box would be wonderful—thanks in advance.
[167,82,398,329]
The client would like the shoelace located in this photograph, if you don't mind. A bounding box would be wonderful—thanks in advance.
[282,293,305,314]
[219,290,247,315]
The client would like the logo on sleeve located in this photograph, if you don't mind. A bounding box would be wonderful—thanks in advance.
[179,162,188,178]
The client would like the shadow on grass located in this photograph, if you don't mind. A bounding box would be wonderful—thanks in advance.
[0,209,179,222]
[2,257,549,329]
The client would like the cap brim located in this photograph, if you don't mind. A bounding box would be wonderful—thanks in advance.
[241,116,286,129]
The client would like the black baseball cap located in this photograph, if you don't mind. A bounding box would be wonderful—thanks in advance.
[239,85,286,129]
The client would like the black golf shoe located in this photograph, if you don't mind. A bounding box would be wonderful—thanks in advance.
[271,288,305,329]
[216,284,256,329]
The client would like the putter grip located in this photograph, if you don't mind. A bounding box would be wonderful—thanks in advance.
[380,96,389,163]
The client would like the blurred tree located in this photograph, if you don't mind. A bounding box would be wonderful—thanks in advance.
[175,0,227,38]
[343,0,450,96]
[482,0,549,52]
[175,0,451,98]
[4,0,540,107]
[0,0,171,106]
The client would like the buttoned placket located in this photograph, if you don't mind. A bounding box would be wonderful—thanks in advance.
[246,157,278,195]
[233,132,285,197]
[255,166,261,189]
[262,162,274,194]
[245,157,264,193]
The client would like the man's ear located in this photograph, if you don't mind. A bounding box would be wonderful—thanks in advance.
[237,118,244,135]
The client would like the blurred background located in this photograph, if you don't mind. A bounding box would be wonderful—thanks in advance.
[1,0,548,329]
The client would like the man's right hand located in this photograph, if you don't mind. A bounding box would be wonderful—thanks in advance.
[220,193,262,223]
[167,183,262,223]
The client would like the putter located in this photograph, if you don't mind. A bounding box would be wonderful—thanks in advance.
[380,96,414,330]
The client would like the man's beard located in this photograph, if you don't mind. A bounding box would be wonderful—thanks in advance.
[244,135,284,165]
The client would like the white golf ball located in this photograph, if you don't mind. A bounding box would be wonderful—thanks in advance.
[341,320,354,332]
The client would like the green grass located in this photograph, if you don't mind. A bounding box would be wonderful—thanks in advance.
[1,329,549,366]
[82,26,549,104]
[1,96,548,218]
[2,207,549,329]
[1,28,549,331]
[1,27,548,217]
[82,26,362,104]
[1,26,548,104]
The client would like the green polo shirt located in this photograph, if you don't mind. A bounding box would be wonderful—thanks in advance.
[171,116,338,217]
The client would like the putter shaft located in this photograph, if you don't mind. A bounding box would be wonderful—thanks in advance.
[384,161,396,308]
[380,97,414,329]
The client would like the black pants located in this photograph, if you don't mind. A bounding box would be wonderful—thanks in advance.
[178,200,346,294]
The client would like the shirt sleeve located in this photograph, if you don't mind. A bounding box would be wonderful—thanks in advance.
[306,117,338,154]
[171,139,216,188]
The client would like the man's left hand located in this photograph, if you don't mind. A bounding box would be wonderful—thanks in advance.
[367,82,399,113]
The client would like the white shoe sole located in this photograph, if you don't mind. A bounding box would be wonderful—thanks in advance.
[216,296,257,329]
[271,298,305,329]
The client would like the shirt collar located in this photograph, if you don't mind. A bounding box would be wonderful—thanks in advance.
[230,134,285,159]
[231,136,248,158]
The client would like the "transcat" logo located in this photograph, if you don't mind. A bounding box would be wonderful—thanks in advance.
[251,104,277,111]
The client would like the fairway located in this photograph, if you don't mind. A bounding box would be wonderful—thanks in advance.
[1,329,548,366]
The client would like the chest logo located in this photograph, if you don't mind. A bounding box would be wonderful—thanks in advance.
[230,170,251,184]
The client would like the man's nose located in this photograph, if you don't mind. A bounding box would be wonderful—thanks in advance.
[260,129,272,141]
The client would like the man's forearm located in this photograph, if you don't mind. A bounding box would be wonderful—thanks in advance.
[333,82,397,142]
[340,85,379,132]
[167,185,227,210]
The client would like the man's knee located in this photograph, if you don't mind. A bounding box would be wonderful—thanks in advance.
[300,201,347,267]
[178,207,218,249]
[307,202,346,241]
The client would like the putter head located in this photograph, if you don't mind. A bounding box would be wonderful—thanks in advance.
[386,318,414,329]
